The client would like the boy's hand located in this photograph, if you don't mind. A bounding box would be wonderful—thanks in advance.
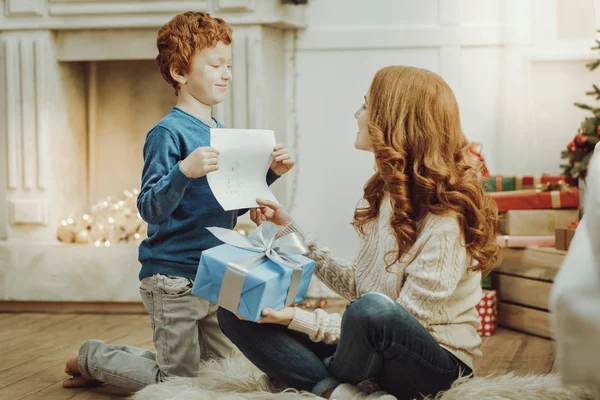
[179,147,219,179]
[270,144,295,176]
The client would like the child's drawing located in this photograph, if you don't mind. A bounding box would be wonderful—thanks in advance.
[225,161,241,196]
[207,128,279,211]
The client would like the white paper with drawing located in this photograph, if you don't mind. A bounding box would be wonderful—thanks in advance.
[207,128,279,211]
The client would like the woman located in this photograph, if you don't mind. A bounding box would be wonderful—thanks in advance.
[218,66,499,400]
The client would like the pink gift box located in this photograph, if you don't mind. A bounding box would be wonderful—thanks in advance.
[496,235,555,248]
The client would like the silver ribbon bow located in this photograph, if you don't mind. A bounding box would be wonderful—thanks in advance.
[207,222,308,314]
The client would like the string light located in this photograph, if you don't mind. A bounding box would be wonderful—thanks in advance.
[57,188,147,247]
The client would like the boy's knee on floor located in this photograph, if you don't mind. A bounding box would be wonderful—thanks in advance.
[81,339,105,356]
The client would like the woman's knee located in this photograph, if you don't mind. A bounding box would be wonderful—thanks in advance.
[345,292,406,325]
[347,292,398,315]
[217,307,241,335]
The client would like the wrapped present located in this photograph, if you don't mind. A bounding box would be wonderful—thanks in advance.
[483,176,516,192]
[490,188,579,212]
[555,221,580,251]
[192,222,316,321]
[481,274,493,290]
[514,175,577,190]
[477,290,497,336]
[497,235,555,248]
[499,209,579,235]
[483,175,578,192]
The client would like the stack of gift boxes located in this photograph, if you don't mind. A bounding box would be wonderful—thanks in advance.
[484,175,580,249]
[476,175,581,337]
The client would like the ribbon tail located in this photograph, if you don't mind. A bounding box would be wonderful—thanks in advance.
[217,261,248,313]
[272,233,308,255]
[285,267,303,306]
[207,226,259,249]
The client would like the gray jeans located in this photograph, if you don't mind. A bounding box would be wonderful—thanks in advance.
[77,274,238,391]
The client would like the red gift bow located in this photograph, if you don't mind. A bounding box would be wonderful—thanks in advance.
[566,221,580,229]
[468,142,490,177]
[535,180,571,193]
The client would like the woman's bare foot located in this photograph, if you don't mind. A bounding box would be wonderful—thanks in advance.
[62,375,102,388]
[64,356,80,376]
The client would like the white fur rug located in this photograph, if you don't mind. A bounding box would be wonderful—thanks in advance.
[131,356,594,400]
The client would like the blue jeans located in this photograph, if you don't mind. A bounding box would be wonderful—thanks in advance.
[218,292,471,400]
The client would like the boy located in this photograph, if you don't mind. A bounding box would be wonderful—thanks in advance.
[63,11,294,390]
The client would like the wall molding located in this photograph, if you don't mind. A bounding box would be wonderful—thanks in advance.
[0,41,7,239]
[20,39,36,190]
[55,29,158,61]
[212,0,255,13]
[0,0,305,31]
[48,1,209,16]
[529,49,600,61]
[34,38,49,189]
[2,36,52,193]
[5,38,21,190]
[9,199,49,225]
[5,0,45,17]
[293,24,531,51]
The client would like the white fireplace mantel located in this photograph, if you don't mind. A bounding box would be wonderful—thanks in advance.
[0,0,305,31]
[0,0,311,303]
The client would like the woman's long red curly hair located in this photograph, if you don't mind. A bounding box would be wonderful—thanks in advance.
[352,66,500,274]
[156,11,232,95]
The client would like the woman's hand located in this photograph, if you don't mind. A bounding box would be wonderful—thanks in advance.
[250,198,293,229]
[257,307,295,326]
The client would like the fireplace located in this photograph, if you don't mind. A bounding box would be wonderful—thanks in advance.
[0,0,307,302]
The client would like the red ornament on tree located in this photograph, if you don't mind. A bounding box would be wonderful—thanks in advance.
[561,36,600,179]
[568,140,576,151]
[574,132,588,147]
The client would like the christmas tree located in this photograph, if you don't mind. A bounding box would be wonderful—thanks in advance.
[561,33,600,179]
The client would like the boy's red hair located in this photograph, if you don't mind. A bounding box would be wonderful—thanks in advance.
[156,11,233,95]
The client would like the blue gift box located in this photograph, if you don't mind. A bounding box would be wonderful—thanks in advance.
[192,243,316,321]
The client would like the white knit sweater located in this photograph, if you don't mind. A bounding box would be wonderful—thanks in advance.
[284,197,483,370]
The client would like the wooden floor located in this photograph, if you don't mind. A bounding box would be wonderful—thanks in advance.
[0,312,557,400]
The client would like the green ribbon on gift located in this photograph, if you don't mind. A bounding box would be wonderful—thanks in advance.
[207,221,308,314]
[483,177,516,192]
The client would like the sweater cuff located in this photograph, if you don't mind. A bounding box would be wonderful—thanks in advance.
[278,221,305,239]
[288,307,318,337]
[171,162,192,193]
